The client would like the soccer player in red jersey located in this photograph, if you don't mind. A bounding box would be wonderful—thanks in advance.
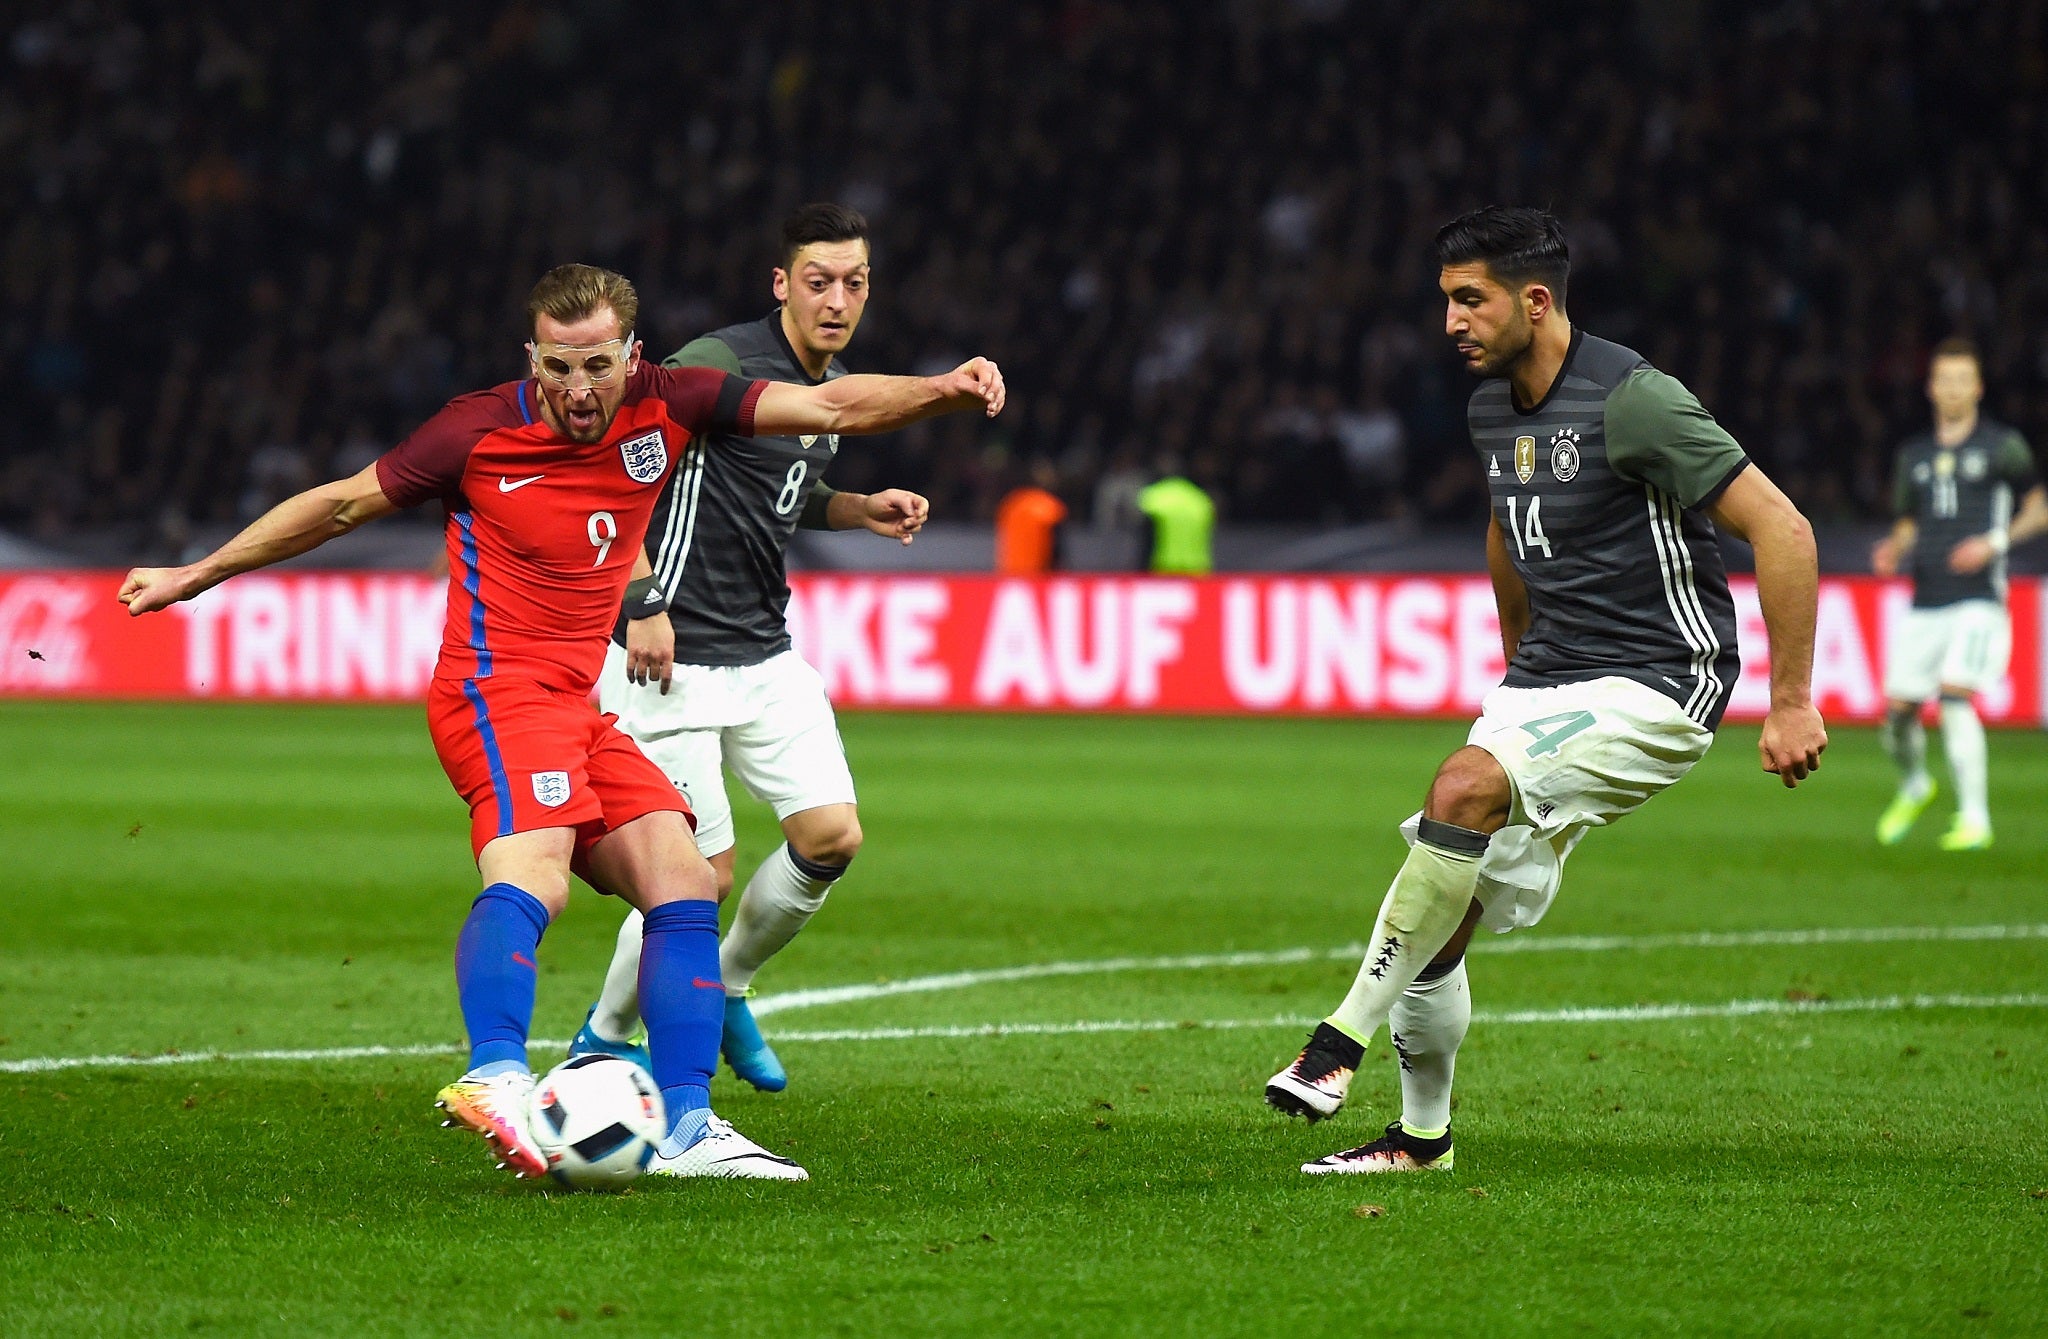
[119,265,1005,1181]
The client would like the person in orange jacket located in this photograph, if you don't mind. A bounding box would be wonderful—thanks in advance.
[995,458,1068,574]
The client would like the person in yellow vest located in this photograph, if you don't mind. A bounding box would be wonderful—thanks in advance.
[995,459,1069,574]
[1136,465,1215,574]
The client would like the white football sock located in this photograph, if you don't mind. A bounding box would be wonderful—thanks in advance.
[1880,704,1930,796]
[588,909,644,1043]
[1390,957,1470,1138]
[719,844,842,995]
[1327,821,1489,1047]
[1940,695,1990,825]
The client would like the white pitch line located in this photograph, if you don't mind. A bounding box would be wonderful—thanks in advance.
[5,924,2042,1076]
[769,991,2048,1043]
[1484,923,2048,955]
[0,1040,481,1076]
[750,946,1336,1017]
[750,923,2048,1018]
[7,993,2046,1075]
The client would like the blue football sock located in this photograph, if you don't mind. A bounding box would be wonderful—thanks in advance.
[639,898,724,1143]
[453,882,551,1075]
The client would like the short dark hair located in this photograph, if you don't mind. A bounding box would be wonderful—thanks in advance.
[1435,206,1570,306]
[1930,336,1980,366]
[782,202,870,270]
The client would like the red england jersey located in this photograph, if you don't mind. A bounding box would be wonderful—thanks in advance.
[375,364,766,693]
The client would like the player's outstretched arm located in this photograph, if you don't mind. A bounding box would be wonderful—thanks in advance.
[1485,515,1529,665]
[752,359,1005,437]
[1871,516,1915,576]
[118,464,396,616]
[1708,466,1827,787]
[826,488,930,544]
[2011,484,2048,549]
[1948,484,2047,573]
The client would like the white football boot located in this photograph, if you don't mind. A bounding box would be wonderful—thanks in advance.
[648,1115,809,1181]
[1265,1022,1365,1122]
[435,1070,546,1179]
[1302,1121,1455,1175]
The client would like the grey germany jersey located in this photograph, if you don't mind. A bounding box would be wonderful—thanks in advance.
[1890,420,2038,608]
[621,312,843,667]
[1470,331,1750,729]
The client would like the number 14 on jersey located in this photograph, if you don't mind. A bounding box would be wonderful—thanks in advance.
[1504,495,1552,560]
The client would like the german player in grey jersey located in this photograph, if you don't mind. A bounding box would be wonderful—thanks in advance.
[1871,338,2048,851]
[1265,207,1828,1175]
[569,204,934,1091]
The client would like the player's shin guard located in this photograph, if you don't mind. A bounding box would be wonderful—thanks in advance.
[1327,820,1488,1049]
[589,909,645,1043]
[1939,694,1989,825]
[638,899,724,1148]
[1881,703,1930,793]
[1389,955,1470,1138]
[720,844,845,994]
[453,882,552,1075]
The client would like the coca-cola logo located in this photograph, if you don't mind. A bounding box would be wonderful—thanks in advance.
[0,578,96,689]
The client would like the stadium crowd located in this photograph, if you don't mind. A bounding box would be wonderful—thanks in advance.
[5,0,2046,556]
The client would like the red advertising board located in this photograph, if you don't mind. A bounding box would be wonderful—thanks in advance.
[2,570,2041,726]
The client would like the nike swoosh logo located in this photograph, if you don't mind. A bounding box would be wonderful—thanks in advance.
[713,1152,800,1166]
[691,977,724,991]
[499,475,545,492]
[512,952,536,968]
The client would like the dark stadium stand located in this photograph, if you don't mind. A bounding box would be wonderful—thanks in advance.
[3,1,2045,564]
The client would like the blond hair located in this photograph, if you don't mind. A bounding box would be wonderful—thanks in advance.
[526,264,638,338]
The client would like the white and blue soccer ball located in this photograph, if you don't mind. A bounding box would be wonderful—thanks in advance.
[527,1054,665,1190]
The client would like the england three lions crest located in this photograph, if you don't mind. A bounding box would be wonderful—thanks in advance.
[618,429,667,484]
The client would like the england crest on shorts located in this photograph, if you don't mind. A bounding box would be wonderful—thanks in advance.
[532,771,571,807]
[617,429,667,484]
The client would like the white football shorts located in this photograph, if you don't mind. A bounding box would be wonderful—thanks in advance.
[1883,599,2010,701]
[1398,676,1713,934]
[598,645,856,859]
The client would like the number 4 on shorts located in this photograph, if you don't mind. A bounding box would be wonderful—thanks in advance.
[1519,710,1596,757]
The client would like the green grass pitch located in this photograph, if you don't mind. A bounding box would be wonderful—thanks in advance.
[2,702,2044,1336]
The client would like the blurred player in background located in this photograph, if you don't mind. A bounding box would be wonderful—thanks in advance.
[119,264,1003,1182]
[568,205,933,1091]
[1265,207,1826,1174]
[1870,338,2047,851]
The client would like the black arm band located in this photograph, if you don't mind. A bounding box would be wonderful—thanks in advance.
[798,481,839,530]
[622,575,668,620]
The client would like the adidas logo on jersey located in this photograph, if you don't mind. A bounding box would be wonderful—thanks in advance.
[1488,455,1500,477]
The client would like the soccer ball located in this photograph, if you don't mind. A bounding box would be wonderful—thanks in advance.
[527,1054,666,1190]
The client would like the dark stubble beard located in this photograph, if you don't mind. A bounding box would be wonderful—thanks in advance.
[559,399,614,444]
[1470,307,1535,380]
